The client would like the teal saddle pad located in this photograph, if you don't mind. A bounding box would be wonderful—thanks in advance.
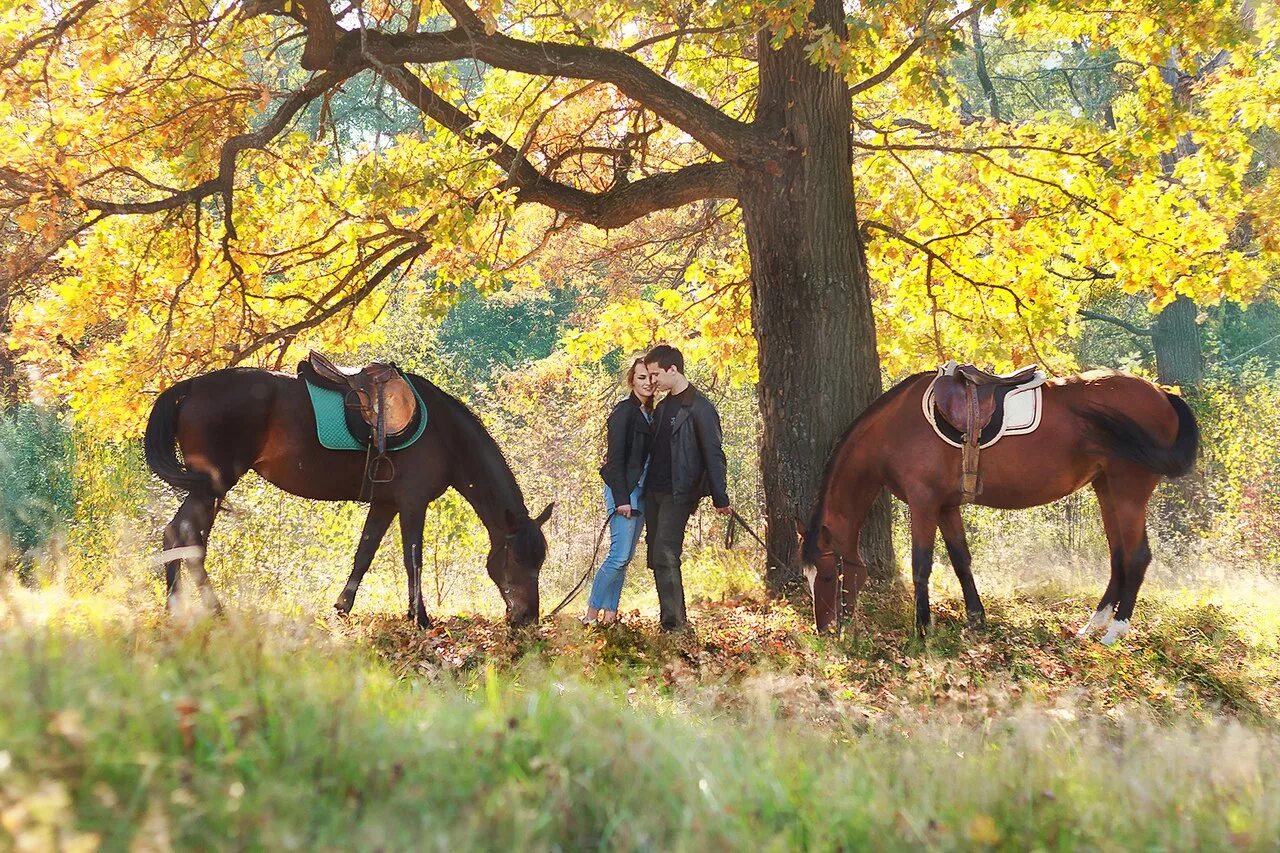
[303,378,428,452]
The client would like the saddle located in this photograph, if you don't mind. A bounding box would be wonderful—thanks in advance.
[301,351,420,482]
[929,360,1044,502]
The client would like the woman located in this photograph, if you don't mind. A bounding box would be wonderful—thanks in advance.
[582,358,655,625]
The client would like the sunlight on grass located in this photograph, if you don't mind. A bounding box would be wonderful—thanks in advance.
[3,536,1279,849]
[0,591,1278,850]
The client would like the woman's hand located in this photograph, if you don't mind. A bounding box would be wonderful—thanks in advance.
[617,504,633,519]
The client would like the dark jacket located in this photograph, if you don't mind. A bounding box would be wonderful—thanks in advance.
[599,395,652,507]
[656,384,729,508]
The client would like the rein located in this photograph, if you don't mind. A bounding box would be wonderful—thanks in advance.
[544,510,619,620]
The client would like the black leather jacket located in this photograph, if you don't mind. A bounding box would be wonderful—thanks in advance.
[656,384,729,507]
[599,395,652,507]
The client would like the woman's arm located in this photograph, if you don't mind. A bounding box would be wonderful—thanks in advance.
[600,402,633,508]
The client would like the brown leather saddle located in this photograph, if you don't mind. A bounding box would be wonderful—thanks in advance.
[932,362,1040,502]
[301,351,420,482]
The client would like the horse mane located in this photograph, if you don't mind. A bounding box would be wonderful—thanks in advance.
[802,372,930,563]
[405,373,547,563]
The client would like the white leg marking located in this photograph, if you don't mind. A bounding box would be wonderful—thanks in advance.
[152,545,206,567]
[1076,604,1114,638]
[1100,619,1130,647]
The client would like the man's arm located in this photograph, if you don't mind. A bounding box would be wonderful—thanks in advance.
[694,399,731,510]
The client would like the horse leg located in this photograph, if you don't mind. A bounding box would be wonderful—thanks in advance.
[909,504,940,636]
[399,504,430,629]
[334,502,397,616]
[939,506,984,628]
[1079,475,1124,638]
[1100,475,1158,646]
[162,494,222,615]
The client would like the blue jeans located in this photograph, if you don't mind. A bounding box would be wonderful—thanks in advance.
[586,482,646,611]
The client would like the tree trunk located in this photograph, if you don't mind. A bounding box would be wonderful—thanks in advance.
[1152,295,1203,388]
[743,2,896,597]
[0,287,16,403]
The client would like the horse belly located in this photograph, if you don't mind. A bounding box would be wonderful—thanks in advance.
[251,387,372,501]
[253,442,370,501]
[974,437,1098,510]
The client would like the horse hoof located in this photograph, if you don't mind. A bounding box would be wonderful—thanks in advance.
[966,610,986,629]
[333,594,354,616]
[1076,604,1115,639]
[1100,619,1130,647]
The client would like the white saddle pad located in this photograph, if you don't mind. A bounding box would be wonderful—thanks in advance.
[921,362,1047,449]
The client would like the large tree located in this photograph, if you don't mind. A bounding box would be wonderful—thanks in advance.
[2,0,1275,592]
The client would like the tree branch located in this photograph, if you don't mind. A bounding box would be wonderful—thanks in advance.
[848,2,985,98]
[297,0,338,70]
[1079,309,1153,337]
[74,61,366,232]
[376,64,740,228]
[362,13,768,163]
[227,239,428,365]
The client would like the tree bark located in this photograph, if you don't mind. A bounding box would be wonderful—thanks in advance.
[743,1,896,596]
[1152,295,1203,388]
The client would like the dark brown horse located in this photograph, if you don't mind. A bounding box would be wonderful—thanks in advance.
[144,367,552,626]
[802,369,1199,644]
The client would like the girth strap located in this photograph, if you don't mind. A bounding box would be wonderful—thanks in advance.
[961,383,981,502]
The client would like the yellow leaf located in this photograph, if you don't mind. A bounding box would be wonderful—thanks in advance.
[966,814,1002,846]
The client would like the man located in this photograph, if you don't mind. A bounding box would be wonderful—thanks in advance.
[642,344,731,632]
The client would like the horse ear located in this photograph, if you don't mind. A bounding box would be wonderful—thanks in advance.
[817,525,833,549]
[503,509,518,532]
[534,502,554,526]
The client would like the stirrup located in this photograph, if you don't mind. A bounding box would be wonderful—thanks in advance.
[368,455,396,484]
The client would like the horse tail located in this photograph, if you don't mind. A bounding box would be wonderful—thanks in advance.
[1082,392,1200,479]
[144,380,214,494]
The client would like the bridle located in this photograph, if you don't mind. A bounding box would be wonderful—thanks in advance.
[809,548,856,640]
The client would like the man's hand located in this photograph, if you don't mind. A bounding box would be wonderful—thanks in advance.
[715,505,733,516]
[617,504,633,519]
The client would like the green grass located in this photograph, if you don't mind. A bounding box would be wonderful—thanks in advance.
[1,577,1279,851]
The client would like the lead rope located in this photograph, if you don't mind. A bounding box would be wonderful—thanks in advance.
[726,509,850,636]
[725,509,794,575]
[545,510,619,620]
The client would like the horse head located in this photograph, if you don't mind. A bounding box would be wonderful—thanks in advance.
[491,503,554,625]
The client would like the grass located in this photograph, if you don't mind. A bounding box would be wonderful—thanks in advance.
[0,563,1278,851]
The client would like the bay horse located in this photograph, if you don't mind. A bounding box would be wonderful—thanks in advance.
[802,369,1199,645]
[144,367,553,627]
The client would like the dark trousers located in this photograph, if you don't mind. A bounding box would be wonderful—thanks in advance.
[645,491,696,630]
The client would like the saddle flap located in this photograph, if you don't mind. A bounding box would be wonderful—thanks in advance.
[378,373,417,435]
[933,375,998,435]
